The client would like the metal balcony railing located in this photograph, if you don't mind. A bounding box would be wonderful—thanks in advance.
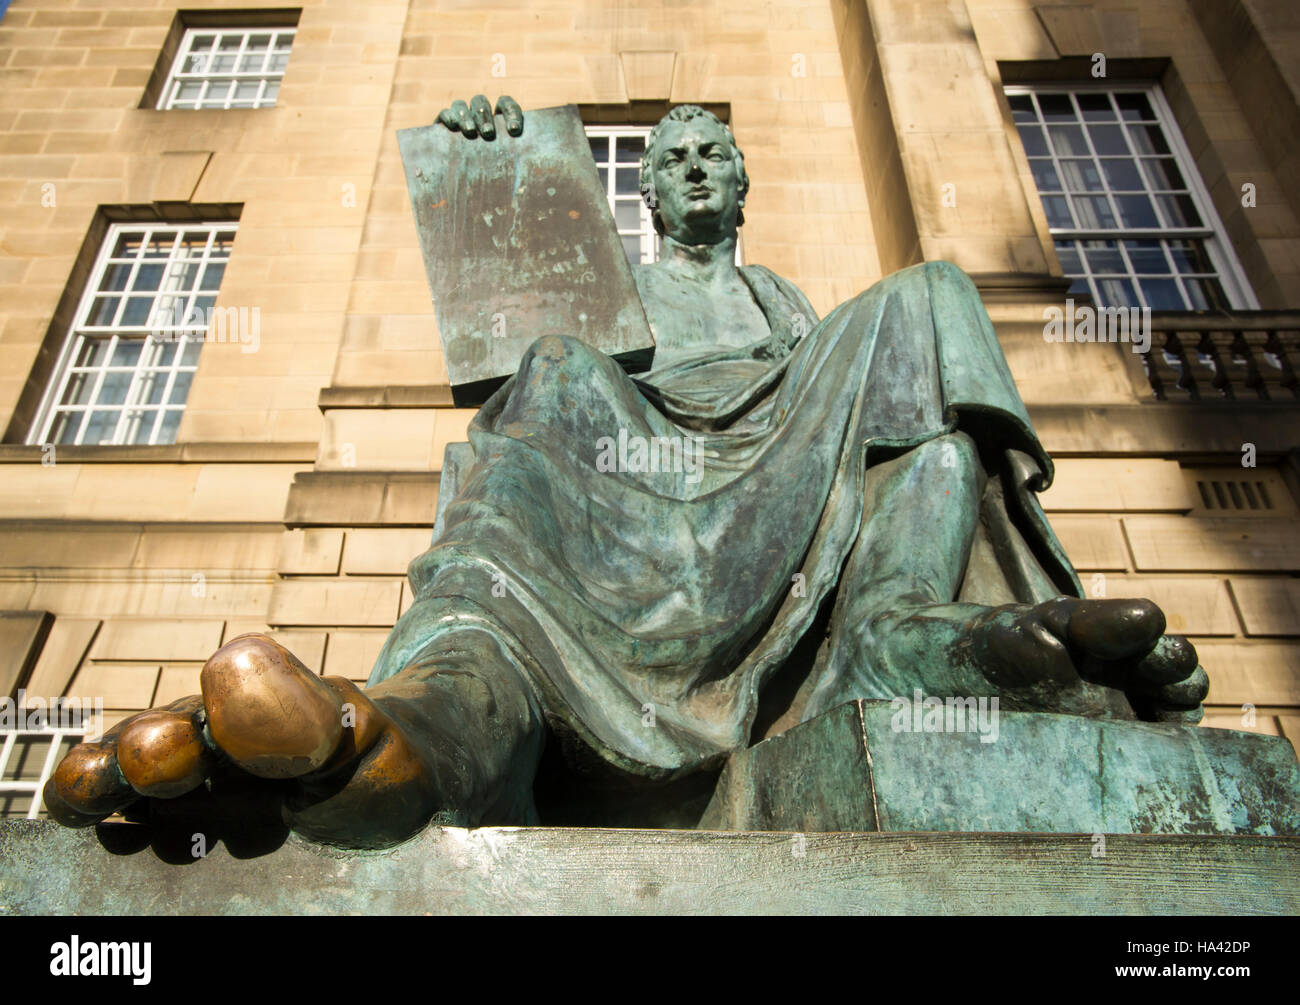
[1142,311,1300,402]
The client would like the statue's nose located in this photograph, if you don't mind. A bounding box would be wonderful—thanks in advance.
[685,157,705,180]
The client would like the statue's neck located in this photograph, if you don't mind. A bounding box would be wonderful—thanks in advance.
[657,234,739,287]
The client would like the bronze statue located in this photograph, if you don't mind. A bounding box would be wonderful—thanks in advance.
[46,98,1208,848]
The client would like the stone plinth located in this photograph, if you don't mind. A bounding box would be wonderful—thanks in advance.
[702,700,1300,835]
[1,821,1298,915]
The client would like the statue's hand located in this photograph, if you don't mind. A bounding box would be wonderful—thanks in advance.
[972,597,1209,722]
[435,94,523,139]
[44,634,441,849]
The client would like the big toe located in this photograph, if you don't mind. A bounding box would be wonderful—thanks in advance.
[1067,598,1165,661]
[201,634,344,779]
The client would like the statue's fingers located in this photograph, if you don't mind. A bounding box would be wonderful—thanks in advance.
[1066,598,1165,662]
[201,634,344,780]
[497,95,523,136]
[470,93,495,139]
[116,697,212,798]
[436,106,461,131]
[450,99,476,137]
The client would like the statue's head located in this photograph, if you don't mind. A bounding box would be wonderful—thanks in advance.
[640,105,749,244]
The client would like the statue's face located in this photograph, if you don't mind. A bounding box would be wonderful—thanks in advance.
[649,117,742,244]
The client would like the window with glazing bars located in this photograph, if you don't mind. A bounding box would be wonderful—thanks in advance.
[30,222,237,447]
[158,27,294,110]
[1006,84,1255,310]
[586,126,660,265]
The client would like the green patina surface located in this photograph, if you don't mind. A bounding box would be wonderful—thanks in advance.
[703,700,1300,835]
[2,820,1298,915]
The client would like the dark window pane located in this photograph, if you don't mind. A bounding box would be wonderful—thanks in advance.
[76,339,108,366]
[1156,194,1202,228]
[1116,93,1155,121]
[156,410,182,445]
[588,136,607,162]
[1029,159,1061,191]
[1037,94,1075,122]
[1042,194,1073,229]
[1008,94,1036,123]
[1095,276,1138,306]
[1087,123,1128,155]
[1059,158,1102,192]
[168,371,194,405]
[111,233,142,258]
[127,411,159,445]
[614,201,641,229]
[120,296,153,326]
[132,264,163,291]
[81,409,118,445]
[1076,93,1116,121]
[97,371,132,405]
[615,137,644,163]
[110,340,142,366]
[1067,277,1090,296]
[181,341,202,367]
[615,168,640,194]
[1054,241,1083,273]
[1167,239,1212,272]
[1100,158,1143,190]
[1048,124,1089,156]
[1123,240,1171,274]
[50,411,83,445]
[87,296,119,325]
[1127,124,1170,155]
[1116,194,1159,228]
[1184,276,1227,310]
[59,372,95,406]
[198,262,226,291]
[1071,194,1117,228]
[1139,278,1185,310]
[621,235,641,262]
[1141,157,1185,190]
[140,371,169,405]
[1017,125,1048,156]
[100,263,132,292]
[1083,240,1124,273]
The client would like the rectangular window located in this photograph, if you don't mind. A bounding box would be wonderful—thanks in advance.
[586,126,659,265]
[157,27,295,110]
[1007,84,1255,310]
[29,222,238,447]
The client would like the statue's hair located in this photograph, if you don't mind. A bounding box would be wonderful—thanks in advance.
[639,105,749,233]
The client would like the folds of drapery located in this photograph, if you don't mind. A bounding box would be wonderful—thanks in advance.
[368,260,1082,781]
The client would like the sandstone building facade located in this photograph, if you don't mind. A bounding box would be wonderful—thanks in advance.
[1,0,1297,816]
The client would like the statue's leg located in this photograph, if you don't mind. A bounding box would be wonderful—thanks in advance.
[290,624,547,838]
[807,430,1161,717]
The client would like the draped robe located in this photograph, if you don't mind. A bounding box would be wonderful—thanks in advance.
[369,260,1083,782]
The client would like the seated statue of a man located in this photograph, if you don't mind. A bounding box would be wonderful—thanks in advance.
[48,98,1208,848]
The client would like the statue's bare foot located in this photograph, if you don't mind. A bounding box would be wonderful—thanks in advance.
[45,634,442,849]
[965,597,1208,721]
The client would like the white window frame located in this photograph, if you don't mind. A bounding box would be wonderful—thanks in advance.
[29,221,238,448]
[586,125,660,265]
[1,725,91,821]
[1006,81,1257,310]
[157,26,295,111]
